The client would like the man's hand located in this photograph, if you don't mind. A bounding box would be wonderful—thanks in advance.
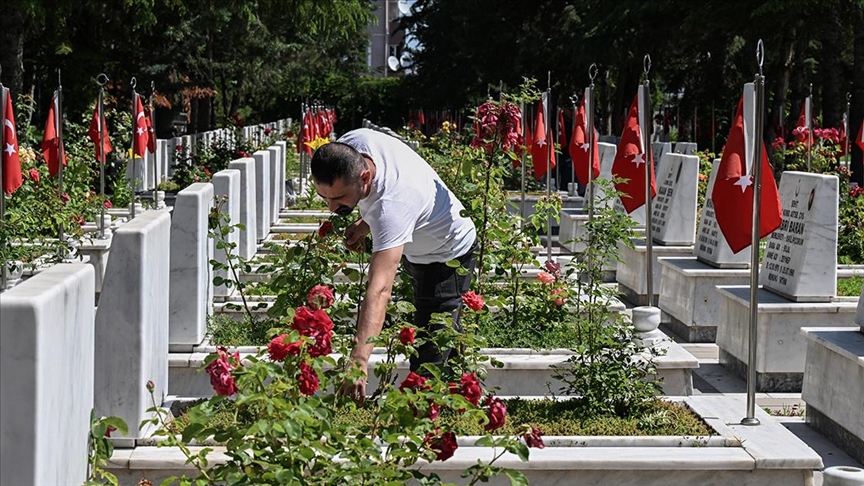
[340,359,368,405]
[345,218,370,252]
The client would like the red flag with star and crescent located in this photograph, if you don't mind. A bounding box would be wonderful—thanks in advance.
[145,105,156,153]
[711,95,782,254]
[132,94,149,158]
[88,104,113,162]
[568,97,600,185]
[2,89,23,195]
[857,118,864,154]
[611,94,655,213]
[41,91,66,177]
[530,99,556,180]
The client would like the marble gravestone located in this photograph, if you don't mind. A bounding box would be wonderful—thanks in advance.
[227,158,258,260]
[652,142,672,168]
[1,264,95,486]
[759,171,839,302]
[127,155,148,192]
[169,183,214,349]
[94,210,171,442]
[674,142,697,155]
[267,146,281,224]
[253,150,272,241]
[157,139,169,183]
[275,141,289,213]
[212,169,241,299]
[694,159,751,268]
[650,152,699,245]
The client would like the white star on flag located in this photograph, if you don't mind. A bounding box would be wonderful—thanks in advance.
[580,142,589,151]
[137,127,145,135]
[734,174,753,193]
[536,139,546,148]
[4,143,15,156]
[631,153,645,167]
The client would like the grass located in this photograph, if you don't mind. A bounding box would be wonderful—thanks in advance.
[171,397,713,438]
[206,313,279,348]
[837,275,863,297]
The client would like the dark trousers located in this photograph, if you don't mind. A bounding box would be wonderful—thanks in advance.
[402,244,476,373]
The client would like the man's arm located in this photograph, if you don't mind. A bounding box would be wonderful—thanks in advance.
[344,244,403,401]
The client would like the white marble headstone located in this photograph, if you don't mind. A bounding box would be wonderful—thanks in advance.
[856,283,864,330]
[675,142,697,155]
[253,150,272,241]
[127,155,147,192]
[652,142,671,168]
[650,152,699,245]
[227,158,258,259]
[267,146,281,224]
[212,170,241,298]
[694,158,751,268]
[156,139,169,183]
[1,264,95,486]
[275,141,288,212]
[169,183,214,347]
[589,142,617,208]
[613,192,646,226]
[94,210,170,440]
[759,171,838,302]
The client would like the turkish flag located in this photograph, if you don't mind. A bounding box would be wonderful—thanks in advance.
[2,89,23,195]
[300,110,314,156]
[711,95,782,254]
[838,113,848,156]
[145,106,156,153]
[568,97,600,185]
[795,100,814,147]
[857,118,864,154]
[132,94,149,158]
[611,94,655,213]
[41,92,66,177]
[88,105,113,162]
[531,99,556,179]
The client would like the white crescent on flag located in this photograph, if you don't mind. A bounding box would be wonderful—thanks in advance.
[4,119,15,140]
[137,112,145,120]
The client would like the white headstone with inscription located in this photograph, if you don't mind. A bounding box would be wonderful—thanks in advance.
[694,159,751,268]
[675,142,697,155]
[650,152,699,245]
[759,171,838,302]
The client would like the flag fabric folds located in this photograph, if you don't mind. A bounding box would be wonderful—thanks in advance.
[857,118,864,154]
[88,105,113,162]
[132,94,149,158]
[145,106,156,153]
[711,95,782,254]
[568,97,600,186]
[611,94,655,213]
[557,108,567,149]
[530,98,556,180]
[2,89,23,195]
[41,91,66,177]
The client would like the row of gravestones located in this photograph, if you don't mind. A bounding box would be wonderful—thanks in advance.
[127,118,291,192]
[0,141,290,486]
[560,132,864,463]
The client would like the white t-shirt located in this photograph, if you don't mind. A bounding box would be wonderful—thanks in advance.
[338,128,476,264]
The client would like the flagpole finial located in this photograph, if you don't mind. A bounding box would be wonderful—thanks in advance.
[130,76,137,90]
[569,94,578,107]
[643,54,651,76]
[151,80,156,94]
[847,92,852,102]
[589,63,598,85]
[57,68,62,89]
[809,83,813,96]
[756,39,764,75]
[96,73,108,87]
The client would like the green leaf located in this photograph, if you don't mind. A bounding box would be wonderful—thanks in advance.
[505,470,529,486]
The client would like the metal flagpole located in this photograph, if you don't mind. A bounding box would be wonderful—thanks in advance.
[844,93,851,168]
[520,102,526,231]
[546,71,553,262]
[56,69,65,243]
[568,95,577,197]
[555,106,560,193]
[130,77,138,219]
[150,81,157,205]
[97,74,108,239]
[742,39,766,426]
[585,64,597,288]
[807,84,813,171]
[1,78,6,291]
[640,55,655,305]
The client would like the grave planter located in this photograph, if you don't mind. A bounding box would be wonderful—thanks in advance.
[106,395,823,486]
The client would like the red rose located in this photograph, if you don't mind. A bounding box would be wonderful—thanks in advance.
[104,200,113,209]
[544,259,561,276]
[206,347,239,396]
[75,215,85,226]
[399,326,416,345]
[28,168,39,182]
[175,145,184,152]
[550,287,567,307]
[291,306,334,357]
[306,285,334,310]
[318,221,334,238]
[297,362,319,396]
[268,334,302,361]
[425,430,458,461]
[455,372,482,406]
[461,291,485,312]
[399,371,429,391]
[524,426,545,449]
[61,192,70,203]
[484,396,506,431]
[537,271,555,285]
[203,167,211,176]
[427,403,440,421]
[264,128,272,135]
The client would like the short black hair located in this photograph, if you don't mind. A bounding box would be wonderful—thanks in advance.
[310,142,365,186]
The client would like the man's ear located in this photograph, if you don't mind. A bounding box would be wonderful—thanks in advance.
[360,169,372,185]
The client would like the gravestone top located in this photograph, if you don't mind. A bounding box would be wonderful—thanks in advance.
[759,171,838,302]
[675,142,697,155]
[695,158,751,268]
[650,152,699,246]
